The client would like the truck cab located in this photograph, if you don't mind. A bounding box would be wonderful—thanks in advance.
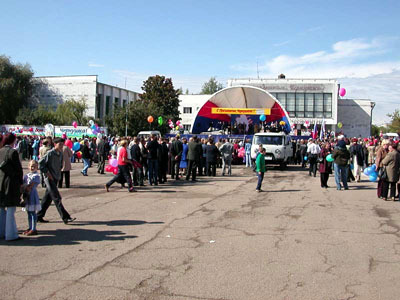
[251,132,293,168]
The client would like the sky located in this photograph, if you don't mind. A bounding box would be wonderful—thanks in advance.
[1,0,399,124]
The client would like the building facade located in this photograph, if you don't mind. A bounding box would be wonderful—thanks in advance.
[179,77,375,137]
[32,75,139,124]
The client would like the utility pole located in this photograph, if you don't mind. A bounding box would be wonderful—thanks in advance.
[125,77,128,137]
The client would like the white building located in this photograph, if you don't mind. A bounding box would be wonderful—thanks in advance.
[178,77,375,137]
[32,75,139,124]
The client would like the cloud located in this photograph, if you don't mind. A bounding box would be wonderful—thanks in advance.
[273,40,291,47]
[88,63,105,68]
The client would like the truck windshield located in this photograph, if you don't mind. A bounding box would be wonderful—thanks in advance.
[254,136,283,146]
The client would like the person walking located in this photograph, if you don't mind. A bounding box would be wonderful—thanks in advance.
[332,140,351,191]
[375,139,390,198]
[245,139,252,167]
[255,148,266,192]
[105,140,136,193]
[307,139,321,177]
[37,138,75,224]
[381,143,400,201]
[81,139,90,176]
[0,133,23,241]
[219,139,234,176]
[58,144,73,188]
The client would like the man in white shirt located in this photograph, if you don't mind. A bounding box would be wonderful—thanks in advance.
[307,139,321,177]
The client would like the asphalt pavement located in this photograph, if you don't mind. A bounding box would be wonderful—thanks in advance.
[1,161,400,300]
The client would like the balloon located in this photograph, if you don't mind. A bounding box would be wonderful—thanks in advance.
[29,128,33,132]
[147,116,154,123]
[339,88,346,97]
[109,158,118,167]
[105,165,113,172]
[369,174,378,182]
[72,142,81,151]
[76,151,82,159]
[279,121,286,125]
[112,167,118,175]
[304,156,308,161]
[169,124,174,129]
[89,120,94,126]
[176,120,180,125]
[259,115,266,122]
[304,121,310,128]
[175,126,179,130]
[326,154,334,162]
[179,124,183,129]
[158,116,163,125]
[65,139,73,149]
[364,168,371,176]
[337,122,343,129]
[72,121,78,128]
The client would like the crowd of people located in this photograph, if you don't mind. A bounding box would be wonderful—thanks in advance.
[1,130,399,241]
[291,135,400,199]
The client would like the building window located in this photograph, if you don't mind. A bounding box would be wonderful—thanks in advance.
[305,93,314,118]
[114,97,119,105]
[286,93,295,116]
[183,107,192,114]
[183,124,191,131]
[277,93,286,107]
[96,94,102,118]
[295,93,305,117]
[106,96,110,115]
[123,100,127,107]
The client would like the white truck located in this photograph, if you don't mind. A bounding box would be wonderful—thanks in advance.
[251,132,293,169]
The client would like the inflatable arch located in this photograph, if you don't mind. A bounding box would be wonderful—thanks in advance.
[191,85,291,134]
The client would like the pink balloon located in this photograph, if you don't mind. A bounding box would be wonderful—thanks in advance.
[339,88,346,97]
[109,158,118,167]
[72,121,78,128]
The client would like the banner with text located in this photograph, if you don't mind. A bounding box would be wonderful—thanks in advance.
[211,108,271,115]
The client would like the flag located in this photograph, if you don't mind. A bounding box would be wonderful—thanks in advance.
[319,119,325,139]
[312,123,318,139]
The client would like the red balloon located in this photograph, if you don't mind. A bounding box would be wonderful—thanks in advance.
[76,151,82,159]
[112,167,118,175]
[147,116,154,123]
[105,165,113,172]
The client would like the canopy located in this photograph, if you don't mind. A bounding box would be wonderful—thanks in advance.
[191,86,291,134]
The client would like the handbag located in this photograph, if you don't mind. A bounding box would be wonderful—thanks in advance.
[378,166,387,180]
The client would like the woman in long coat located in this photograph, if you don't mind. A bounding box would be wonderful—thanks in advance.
[0,133,23,241]
[381,143,400,201]
[319,142,332,188]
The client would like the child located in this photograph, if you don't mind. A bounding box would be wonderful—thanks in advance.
[255,148,266,192]
[23,160,42,236]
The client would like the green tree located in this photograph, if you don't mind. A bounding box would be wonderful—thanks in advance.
[140,75,180,119]
[200,77,224,94]
[387,109,400,133]
[16,105,57,125]
[0,55,34,124]
[54,98,89,125]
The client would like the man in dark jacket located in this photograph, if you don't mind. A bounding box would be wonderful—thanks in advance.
[37,138,75,224]
[81,139,91,176]
[146,134,159,186]
[131,137,144,186]
[158,137,169,184]
[170,135,183,180]
[332,140,351,190]
[206,139,219,176]
[97,137,107,174]
[186,136,201,181]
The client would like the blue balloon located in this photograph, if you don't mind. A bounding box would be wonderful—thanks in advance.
[91,124,96,130]
[363,168,371,176]
[72,142,81,151]
[304,156,308,161]
[369,174,378,182]
[259,114,266,122]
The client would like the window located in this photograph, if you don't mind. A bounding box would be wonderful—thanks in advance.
[254,136,283,146]
[183,124,191,131]
[96,94,102,118]
[105,96,110,115]
[183,107,192,114]
[277,93,286,107]
[286,93,295,116]
[305,93,314,118]
[114,97,119,105]
[123,100,127,107]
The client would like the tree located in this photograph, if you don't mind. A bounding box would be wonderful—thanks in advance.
[371,124,388,137]
[200,77,224,94]
[387,109,400,134]
[16,105,57,125]
[140,75,180,119]
[0,55,34,124]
